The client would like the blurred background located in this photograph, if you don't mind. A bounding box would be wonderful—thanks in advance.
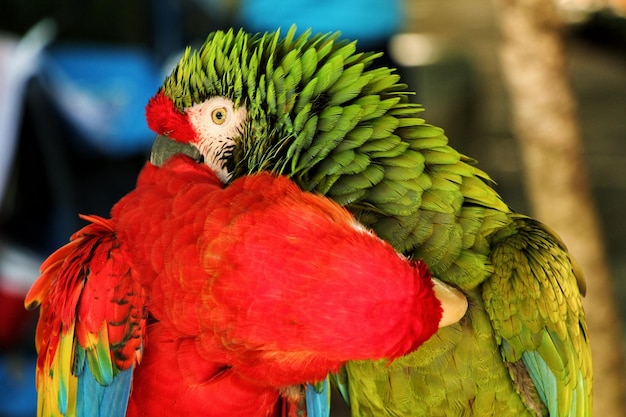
[0,0,624,416]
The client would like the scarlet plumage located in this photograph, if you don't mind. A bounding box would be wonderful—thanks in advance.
[27,155,443,417]
[145,91,196,143]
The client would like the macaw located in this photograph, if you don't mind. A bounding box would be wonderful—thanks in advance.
[26,152,468,417]
[145,27,592,416]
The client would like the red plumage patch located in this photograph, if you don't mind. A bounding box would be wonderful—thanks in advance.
[145,91,196,144]
[115,156,442,392]
[126,325,281,417]
[197,172,441,386]
[26,214,145,397]
[30,155,443,417]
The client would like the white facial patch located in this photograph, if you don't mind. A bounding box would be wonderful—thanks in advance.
[186,97,247,183]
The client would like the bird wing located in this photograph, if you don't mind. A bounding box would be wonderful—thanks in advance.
[25,214,146,417]
[483,214,591,416]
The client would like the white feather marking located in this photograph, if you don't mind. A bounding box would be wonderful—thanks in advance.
[186,97,247,183]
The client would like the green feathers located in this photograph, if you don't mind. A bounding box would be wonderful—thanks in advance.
[161,27,411,183]
[485,216,591,417]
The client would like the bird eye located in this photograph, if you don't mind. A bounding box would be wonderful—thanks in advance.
[211,107,228,125]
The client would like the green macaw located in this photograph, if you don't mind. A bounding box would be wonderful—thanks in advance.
[146,27,592,417]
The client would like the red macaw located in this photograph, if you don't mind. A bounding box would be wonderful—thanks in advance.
[26,154,467,417]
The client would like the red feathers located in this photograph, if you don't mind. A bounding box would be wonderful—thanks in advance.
[145,91,196,144]
[29,155,444,417]
[26,216,146,377]
[119,156,442,416]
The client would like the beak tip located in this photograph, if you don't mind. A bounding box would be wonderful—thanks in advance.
[432,278,468,327]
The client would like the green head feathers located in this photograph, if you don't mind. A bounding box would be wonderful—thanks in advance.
[160,26,421,185]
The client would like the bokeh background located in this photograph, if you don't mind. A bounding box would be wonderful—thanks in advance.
[0,0,624,416]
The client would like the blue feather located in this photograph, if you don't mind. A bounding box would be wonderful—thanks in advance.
[305,379,330,417]
[76,363,133,417]
[522,350,558,415]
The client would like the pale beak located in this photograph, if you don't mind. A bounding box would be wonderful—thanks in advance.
[432,278,468,327]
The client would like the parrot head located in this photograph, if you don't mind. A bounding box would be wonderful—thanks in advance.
[146,26,409,187]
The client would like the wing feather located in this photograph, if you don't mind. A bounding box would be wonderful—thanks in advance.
[484,215,591,417]
[25,215,146,417]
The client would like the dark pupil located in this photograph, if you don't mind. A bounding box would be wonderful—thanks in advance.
[215,111,224,120]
